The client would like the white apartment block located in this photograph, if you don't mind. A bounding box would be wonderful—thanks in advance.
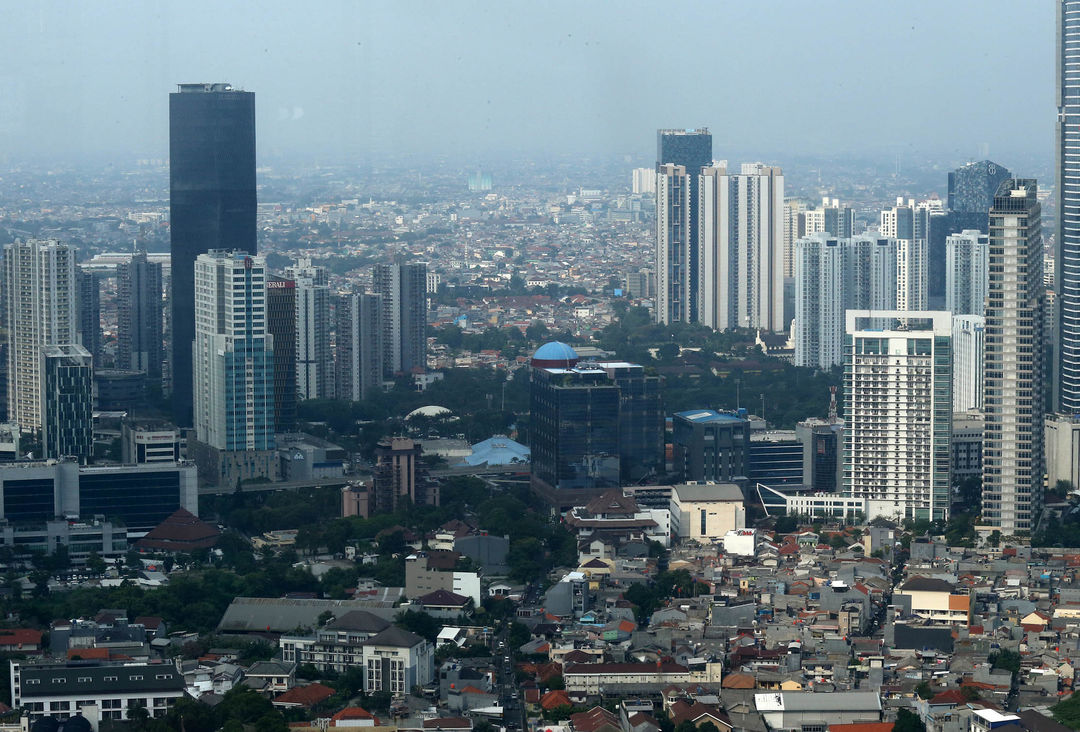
[982,179,1044,534]
[288,258,332,401]
[844,310,952,522]
[794,234,898,369]
[2,239,78,432]
[952,315,985,412]
[946,230,989,317]
[655,164,692,325]
[632,167,656,195]
[193,251,274,452]
[699,163,785,332]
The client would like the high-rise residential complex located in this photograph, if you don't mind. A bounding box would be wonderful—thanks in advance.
[116,250,164,379]
[982,179,1045,534]
[372,437,436,513]
[783,198,810,279]
[288,258,332,401]
[266,275,297,431]
[75,268,100,362]
[794,234,898,369]
[2,239,78,432]
[656,129,712,323]
[191,251,274,452]
[952,315,985,413]
[1060,1,1080,412]
[946,230,989,317]
[335,291,383,402]
[632,167,656,195]
[699,163,785,332]
[844,310,952,522]
[655,164,692,324]
[169,83,256,426]
[42,344,93,463]
[374,263,427,376]
[785,198,856,281]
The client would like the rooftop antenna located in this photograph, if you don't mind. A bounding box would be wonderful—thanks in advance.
[828,386,838,422]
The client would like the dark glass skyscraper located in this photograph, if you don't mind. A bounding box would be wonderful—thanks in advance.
[169,83,256,426]
[1060,1,1080,411]
[928,160,1012,303]
[266,276,297,431]
[657,129,712,322]
[117,251,164,380]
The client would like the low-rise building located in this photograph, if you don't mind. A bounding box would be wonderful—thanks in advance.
[12,661,185,723]
[563,661,722,695]
[670,483,745,543]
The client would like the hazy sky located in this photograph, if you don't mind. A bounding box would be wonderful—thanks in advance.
[0,0,1057,165]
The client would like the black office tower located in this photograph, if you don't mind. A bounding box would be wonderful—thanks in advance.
[266,276,297,431]
[169,83,256,426]
[657,129,712,322]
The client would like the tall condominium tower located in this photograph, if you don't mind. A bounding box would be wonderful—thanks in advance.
[75,268,101,362]
[266,276,297,431]
[288,258,331,401]
[844,310,952,522]
[945,230,989,317]
[699,163,785,332]
[2,239,78,432]
[116,251,164,379]
[373,263,427,376]
[656,129,712,323]
[1060,1,1080,411]
[42,344,93,463]
[982,179,1045,534]
[953,314,985,413]
[335,291,383,402]
[655,164,692,324]
[794,234,898,369]
[192,251,274,452]
[170,83,256,426]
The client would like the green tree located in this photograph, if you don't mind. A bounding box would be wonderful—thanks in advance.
[914,681,933,700]
[894,709,927,732]
[1053,691,1080,728]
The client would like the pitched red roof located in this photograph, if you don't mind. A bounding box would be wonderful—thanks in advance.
[273,683,335,707]
[332,707,376,723]
[68,648,110,660]
[0,629,42,647]
[570,707,620,732]
[540,689,571,710]
[929,689,966,706]
[135,508,221,552]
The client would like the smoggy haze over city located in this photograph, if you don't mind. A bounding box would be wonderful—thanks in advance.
[0,0,1058,166]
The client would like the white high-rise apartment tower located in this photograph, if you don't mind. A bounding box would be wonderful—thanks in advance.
[699,163,785,332]
[982,179,1045,534]
[952,315,985,412]
[794,234,898,369]
[946,230,989,317]
[193,250,275,452]
[656,164,692,325]
[844,310,953,522]
[2,239,78,432]
[288,258,331,401]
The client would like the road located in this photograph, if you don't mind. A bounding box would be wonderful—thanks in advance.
[492,622,527,731]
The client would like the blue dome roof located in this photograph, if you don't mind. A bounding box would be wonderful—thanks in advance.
[531,341,579,368]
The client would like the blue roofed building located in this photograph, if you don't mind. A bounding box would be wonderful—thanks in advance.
[465,435,530,466]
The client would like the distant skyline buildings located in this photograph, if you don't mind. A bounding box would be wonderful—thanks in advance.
[336,291,383,402]
[945,230,989,317]
[169,82,257,427]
